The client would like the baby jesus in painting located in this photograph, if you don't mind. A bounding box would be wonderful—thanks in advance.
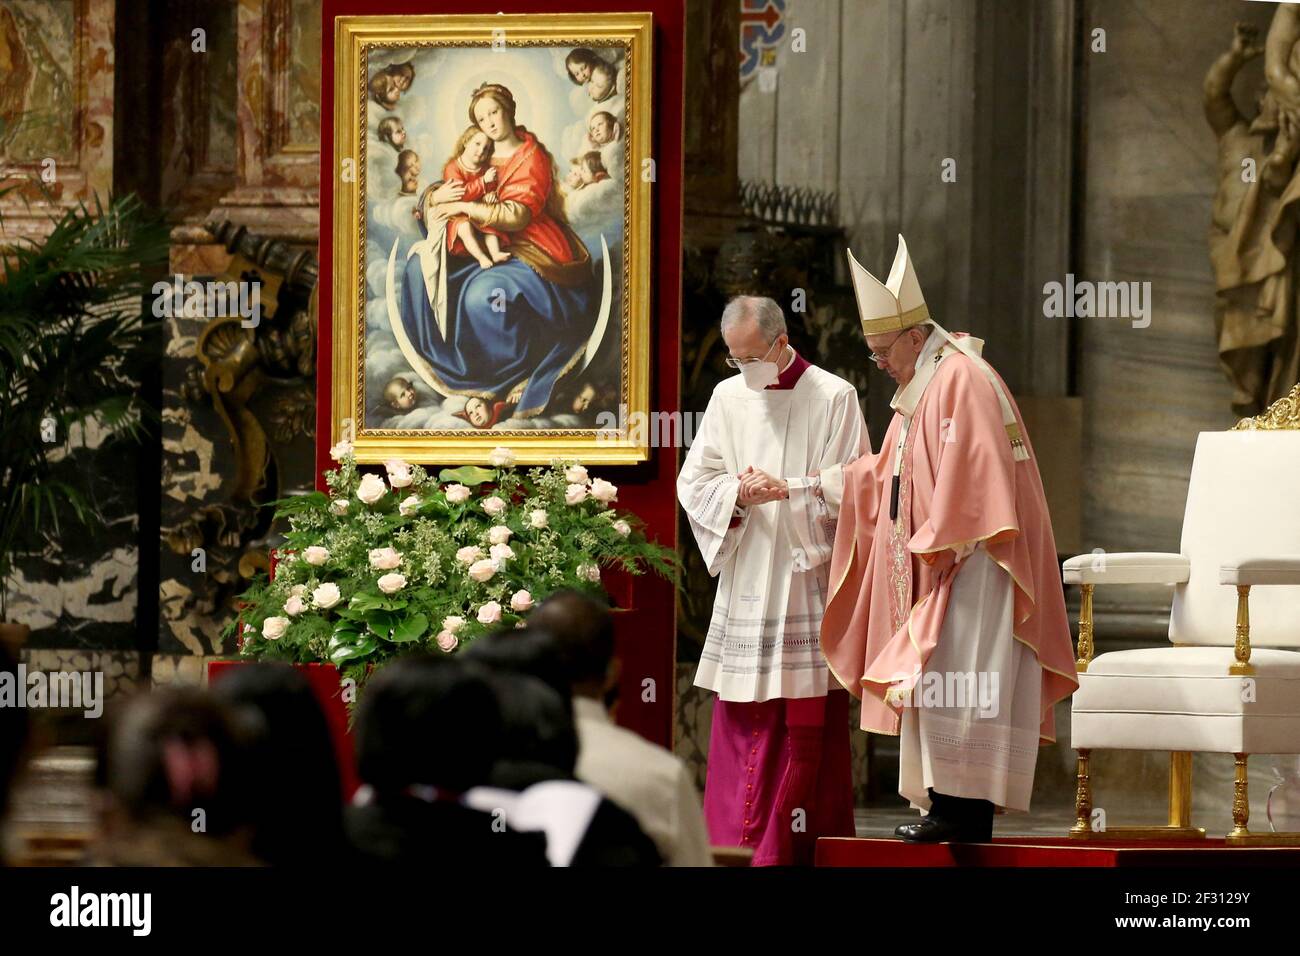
[441,126,511,270]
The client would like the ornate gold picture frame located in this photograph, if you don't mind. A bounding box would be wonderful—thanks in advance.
[331,13,653,465]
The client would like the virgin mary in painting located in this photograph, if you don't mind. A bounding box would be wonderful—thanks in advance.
[389,82,604,421]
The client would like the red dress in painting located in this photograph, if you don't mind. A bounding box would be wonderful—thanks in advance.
[440,158,509,256]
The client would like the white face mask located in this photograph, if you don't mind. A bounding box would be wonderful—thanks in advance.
[739,339,782,391]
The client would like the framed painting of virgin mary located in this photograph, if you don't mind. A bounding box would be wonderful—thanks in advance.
[331,12,653,464]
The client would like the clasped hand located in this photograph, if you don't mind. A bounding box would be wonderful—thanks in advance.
[737,466,787,506]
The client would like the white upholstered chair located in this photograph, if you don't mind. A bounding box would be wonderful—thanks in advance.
[1062,387,1300,844]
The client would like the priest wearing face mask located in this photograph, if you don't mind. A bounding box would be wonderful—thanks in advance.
[820,237,1078,843]
[677,295,868,865]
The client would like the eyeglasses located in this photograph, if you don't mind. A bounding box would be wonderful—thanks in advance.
[867,330,907,365]
[724,338,780,369]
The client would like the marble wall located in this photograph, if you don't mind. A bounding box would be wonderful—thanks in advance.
[737,0,1074,429]
[1077,0,1262,614]
[0,0,139,654]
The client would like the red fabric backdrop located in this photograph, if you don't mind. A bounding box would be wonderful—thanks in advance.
[314,0,684,748]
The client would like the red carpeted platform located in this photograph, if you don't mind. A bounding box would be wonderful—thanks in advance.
[816,836,1300,867]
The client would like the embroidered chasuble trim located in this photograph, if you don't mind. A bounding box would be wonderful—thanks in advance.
[860,588,930,688]
[819,547,863,699]
[911,526,1020,561]
[827,537,858,610]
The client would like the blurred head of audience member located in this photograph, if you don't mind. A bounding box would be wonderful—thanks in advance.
[460,625,571,697]
[348,654,549,866]
[354,654,500,797]
[461,627,579,788]
[210,663,344,866]
[93,687,259,866]
[461,626,661,867]
[528,589,617,701]
[0,642,30,867]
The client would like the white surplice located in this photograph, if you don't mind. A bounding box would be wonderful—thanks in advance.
[898,545,1044,813]
[678,360,867,703]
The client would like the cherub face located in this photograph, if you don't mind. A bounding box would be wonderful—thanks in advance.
[461,132,491,169]
[568,61,593,85]
[588,69,612,101]
[473,97,509,142]
[465,397,490,426]
[565,167,584,188]
[572,384,597,413]
[589,115,613,145]
[390,382,416,410]
[390,124,407,147]
[393,70,413,91]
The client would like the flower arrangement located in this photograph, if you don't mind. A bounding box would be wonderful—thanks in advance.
[224,445,677,687]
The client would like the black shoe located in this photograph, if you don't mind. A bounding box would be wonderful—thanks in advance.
[896,815,991,844]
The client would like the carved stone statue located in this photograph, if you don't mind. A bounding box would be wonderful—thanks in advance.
[1206,18,1300,416]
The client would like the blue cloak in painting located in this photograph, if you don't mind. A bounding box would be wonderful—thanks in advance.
[399,254,597,418]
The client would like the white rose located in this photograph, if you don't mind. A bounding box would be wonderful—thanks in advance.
[490,543,515,563]
[329,499,349,515]
[456,545,484,565]
[529,509,549,529]
[368,547,403,571]
[482,496,507,516]
[565,483,588,505]
[384,459,414,489]
[329,440,354,461]
[613,519,632,538]
[289,584,307,598]
[444,483,471,504]
[577,563,601,583]
[477,601,503,625]
[590,478,618,503]
[312,583,342,609]
[303,546,330,566]
[377,572,407,595]
[442,615,466,634]
[468,558,499,583]
[488,525,513,545]
[262,616,289,640]
[510,589,534,612]
[399,494,421,517]
[357,473,387,504]
[488,446,516,467]
[284,596,306,616]
[564,464,589,484]
[435,630,459,652]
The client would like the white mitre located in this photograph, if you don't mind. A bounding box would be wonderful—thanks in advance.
[845,234,1030,461]
[846,234,931,336]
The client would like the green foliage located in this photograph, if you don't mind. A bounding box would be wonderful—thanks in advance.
[0,194,168,616]
[437,465,497,486]
[232,452,680,684]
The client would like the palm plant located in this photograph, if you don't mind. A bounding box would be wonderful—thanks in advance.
[0,192,168,620]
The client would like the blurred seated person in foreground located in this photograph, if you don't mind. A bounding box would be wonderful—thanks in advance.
[346,655,549,867]
[530,590,713,866]
[461,630,661,866]
[90,688,261,866]
[210,662,346,866]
